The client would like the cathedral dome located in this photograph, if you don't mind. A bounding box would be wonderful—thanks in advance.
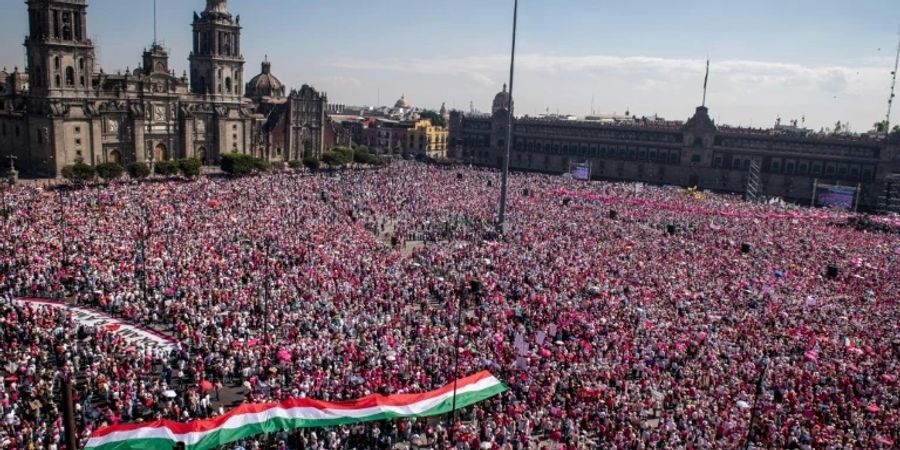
[245,60,285,102]
[492,84,510,114]
[394,94,411,109]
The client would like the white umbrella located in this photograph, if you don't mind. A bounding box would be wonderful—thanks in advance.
[162,390,177,398]
[736,400,751,409]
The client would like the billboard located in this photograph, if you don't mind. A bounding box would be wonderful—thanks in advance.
[571,164,591,181]
[815,185,857,210]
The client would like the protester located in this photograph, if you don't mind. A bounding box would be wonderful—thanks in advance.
[0,162,897,449]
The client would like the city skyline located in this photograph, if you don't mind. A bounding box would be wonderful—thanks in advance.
[0,0,896,131]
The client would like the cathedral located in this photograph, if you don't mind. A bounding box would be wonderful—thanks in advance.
[0,0,343,177]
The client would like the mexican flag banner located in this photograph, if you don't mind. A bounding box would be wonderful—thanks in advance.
[85,371,506,450]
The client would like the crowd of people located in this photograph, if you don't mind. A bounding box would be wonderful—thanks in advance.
[0,162,898,449]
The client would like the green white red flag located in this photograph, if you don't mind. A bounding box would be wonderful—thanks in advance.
[85,371,506,450]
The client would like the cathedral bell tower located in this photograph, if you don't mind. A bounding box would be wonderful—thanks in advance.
[189,0,245,102]
[25,0,97,98]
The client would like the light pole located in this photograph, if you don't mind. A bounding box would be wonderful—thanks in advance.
[138,204,150,302]
[743,358,769,450]
[497,0,519,233]
[262,240,272,347]
[450,280,481,443]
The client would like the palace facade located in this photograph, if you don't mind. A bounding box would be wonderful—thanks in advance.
[450,86,900,212]
[0,0,340,177]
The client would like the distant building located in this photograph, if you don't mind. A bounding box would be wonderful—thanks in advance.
[450,85,900,212]
[406,119,448,159]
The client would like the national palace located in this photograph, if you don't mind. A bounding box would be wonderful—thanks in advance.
[450,86,900,212]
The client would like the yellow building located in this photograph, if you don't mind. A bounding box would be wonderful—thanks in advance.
[406,119,449,159]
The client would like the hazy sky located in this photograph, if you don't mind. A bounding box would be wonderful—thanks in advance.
[1,0,897,130]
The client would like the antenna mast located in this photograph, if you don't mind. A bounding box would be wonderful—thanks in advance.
[886,29,900,133]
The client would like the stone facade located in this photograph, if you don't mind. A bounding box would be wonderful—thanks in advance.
[451,87,900,212]
[0,0,332,177]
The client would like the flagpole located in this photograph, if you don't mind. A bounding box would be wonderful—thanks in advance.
[153,0,158,44]
[702,59,710,107]
[497,0,518,233]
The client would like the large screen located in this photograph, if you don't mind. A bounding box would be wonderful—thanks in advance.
[571,164,591,181]
[816,185,856,210]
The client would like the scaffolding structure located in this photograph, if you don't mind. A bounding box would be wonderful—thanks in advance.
[746,159,763,202]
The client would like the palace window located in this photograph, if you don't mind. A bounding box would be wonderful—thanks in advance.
[225,77,232,94]
[54,57,60,70]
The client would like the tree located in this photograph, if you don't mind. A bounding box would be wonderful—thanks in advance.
[322,149,352,167]
[333,147,355,163]
[154,160,180,177]
[220,152,266,175]
[127,162,151,179]
[61,162,96,183]
[253,158,271,173]
[353,149,385,166]
[95,162,124,181]
[178,158,203,178]
[302,157,320,171]
[419,110,446,128]
[288,160,304,169]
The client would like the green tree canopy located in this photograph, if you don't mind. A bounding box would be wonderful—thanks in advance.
[127,162,151,179]
[220,152,268,175]
[154,160,180,177]
[302,157,320,171]
[95,162,125,180]
[419,110,446,128]
[61,162,96,183]
[178,158,203,178]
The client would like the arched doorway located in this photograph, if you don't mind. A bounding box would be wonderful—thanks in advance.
[196,147,206,165]
[108,149,122,165]
[154,143,167,161]
[688,174,700,188]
